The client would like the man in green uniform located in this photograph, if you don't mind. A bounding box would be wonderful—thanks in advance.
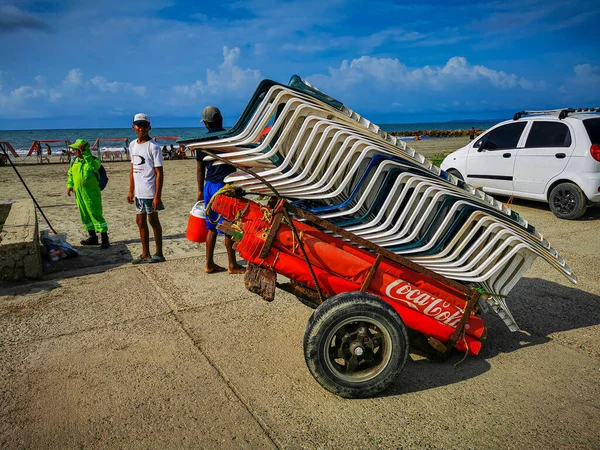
[66,139,110,249]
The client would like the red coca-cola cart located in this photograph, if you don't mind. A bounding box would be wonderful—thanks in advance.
[203,155,484,398]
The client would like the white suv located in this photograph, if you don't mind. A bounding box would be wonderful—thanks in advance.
[440,108,600,219]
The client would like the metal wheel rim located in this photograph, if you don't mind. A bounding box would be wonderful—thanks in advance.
[323,315,393,384]
[553,188,576,214]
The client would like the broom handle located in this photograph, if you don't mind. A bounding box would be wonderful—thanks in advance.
[1,145,57,234]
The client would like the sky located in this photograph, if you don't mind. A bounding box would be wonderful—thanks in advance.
[0,0,599,130]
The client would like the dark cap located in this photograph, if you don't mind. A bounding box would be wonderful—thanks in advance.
[201,106,222,123]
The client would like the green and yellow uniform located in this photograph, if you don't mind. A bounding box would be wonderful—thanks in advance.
[66,142,108,233]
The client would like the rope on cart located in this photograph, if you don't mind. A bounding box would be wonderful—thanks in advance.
[453,333,470,367]
[257,249,281,271]
[234,202,251,221]
[231,223,244,236]
[290,229,305,254]
[473,287,507,298]
[261,208,273,223]
[275,198,325,303]
[206,184,236,224]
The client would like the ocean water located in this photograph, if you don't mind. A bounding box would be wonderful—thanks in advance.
[0,127,206,157]
[0,121,501,157]
[378,121,500,133]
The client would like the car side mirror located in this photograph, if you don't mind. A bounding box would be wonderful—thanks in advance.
[476,141,485,152]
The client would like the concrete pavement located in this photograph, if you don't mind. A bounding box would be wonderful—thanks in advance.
[2,201,600,448]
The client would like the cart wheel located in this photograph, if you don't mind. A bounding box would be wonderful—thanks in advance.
[303,292,409,398]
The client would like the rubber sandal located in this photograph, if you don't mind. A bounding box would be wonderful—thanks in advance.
[132,255,151,265]
[150,254,166,263]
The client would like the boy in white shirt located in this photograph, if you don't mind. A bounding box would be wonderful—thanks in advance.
[127,113,165,264]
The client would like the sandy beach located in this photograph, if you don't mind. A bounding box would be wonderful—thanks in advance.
[1,154,201,270]
[1,136,599,448]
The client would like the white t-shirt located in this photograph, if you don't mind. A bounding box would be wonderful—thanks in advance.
[129,139,163,199]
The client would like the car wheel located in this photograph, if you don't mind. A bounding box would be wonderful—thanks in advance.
[303,292,409,398]
[447,169,464,181]
[548,182,587,220]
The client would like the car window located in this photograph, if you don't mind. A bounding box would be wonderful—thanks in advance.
[525,121,572,148]
[583,118,600,144]
[480,122,526,150]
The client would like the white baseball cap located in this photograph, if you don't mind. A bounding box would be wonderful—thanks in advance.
[133,113,150,125]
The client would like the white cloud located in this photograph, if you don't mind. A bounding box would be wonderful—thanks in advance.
[171,46,261,101]
[10,85,47,100]
[439,57,530,89]
[0,68,147,117]
[90,76,146,96]
[301,54,559,115]
[49,88,62,102]
[573,63,600,81]
[310,55,532,92]
[558,64,600,100]
[65,69,83,86]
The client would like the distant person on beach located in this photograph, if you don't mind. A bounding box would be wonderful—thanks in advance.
[35,142,49,163]
[66,139,110,249]
[162,145,168,160]
[35,142,43,162]
[45,143,52,156]
[169,144,177,159]
[196,105,244,274]
[469,127,476,140]
[127,113,165,264]
[177,144,187,159]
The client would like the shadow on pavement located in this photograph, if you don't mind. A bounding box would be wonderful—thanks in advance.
[39,233,187,279]
[118,232,186,245]
[491,195,600,221]
[42,241,134,275]
[0,279,64,297]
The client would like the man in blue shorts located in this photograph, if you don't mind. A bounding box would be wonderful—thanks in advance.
[196,106,245,274]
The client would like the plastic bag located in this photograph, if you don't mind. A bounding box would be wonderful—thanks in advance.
[40,230,80,259]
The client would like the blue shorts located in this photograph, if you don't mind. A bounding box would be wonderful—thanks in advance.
[135,197,165,215]
[204,180,225,232]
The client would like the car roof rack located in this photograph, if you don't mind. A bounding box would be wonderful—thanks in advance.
[513,107,600,121]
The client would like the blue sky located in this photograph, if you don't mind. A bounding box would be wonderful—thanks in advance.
[0,0,598,130]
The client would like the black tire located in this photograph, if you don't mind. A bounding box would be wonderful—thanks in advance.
[303,292,409,398]
[548,182,587,220]
[447,168,464,181]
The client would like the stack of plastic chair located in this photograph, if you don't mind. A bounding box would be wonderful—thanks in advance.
[179,75,576,332]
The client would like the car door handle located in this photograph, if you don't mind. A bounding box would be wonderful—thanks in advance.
[555,153,566,159]
[503,153,511,158]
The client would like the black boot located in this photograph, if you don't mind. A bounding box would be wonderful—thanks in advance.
[100,232,110,249]
[81,230,99,245]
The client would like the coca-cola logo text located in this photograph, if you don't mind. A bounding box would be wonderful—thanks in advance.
[384,279,463,327]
